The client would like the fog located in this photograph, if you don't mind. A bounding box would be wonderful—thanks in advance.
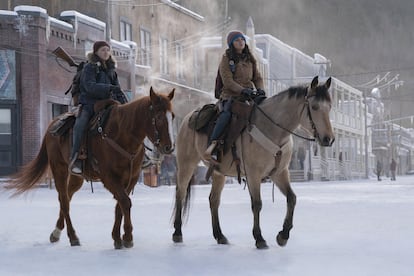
[185,0,414,123]
[227,0,414,77]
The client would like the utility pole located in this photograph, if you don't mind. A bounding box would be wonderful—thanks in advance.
[355,72,404,179]
[364,90,369,178]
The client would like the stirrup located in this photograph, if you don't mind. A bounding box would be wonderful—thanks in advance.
[203,141,219,165]
[69,157,83,175]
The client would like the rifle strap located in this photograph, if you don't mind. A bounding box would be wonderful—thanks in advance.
[64,84,72,95]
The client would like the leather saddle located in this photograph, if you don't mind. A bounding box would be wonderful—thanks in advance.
[189,100,254,157]
[48,100,117,172]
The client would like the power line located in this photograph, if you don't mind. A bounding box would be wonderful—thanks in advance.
[331,66,414,78]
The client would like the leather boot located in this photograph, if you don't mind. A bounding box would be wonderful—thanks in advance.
[70,111,89,175]
[203,140,219,165]
[69,152,82,175]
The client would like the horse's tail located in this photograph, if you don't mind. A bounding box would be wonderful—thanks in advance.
[4,136,49,197]
[182,177,193,222]
[171,176,193,224]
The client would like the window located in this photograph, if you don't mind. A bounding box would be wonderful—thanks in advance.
[0,108,11,146]
[140,28,152,66]
[120,19,132,41]
[51,103,68,119]
[159,37,168,75]
[176,43,184,79]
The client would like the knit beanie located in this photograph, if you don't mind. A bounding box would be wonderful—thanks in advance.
[93,41,110,53]
[227,31,245,48]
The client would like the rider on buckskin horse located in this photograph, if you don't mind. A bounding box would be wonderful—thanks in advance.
[69,41,127,174]
[203,30,265,164]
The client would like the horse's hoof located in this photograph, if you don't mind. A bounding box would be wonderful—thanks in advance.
[276,233,288,247]
[216,236,229,245]
[70,239,81,246]
[49,233,60,243]
[114,240,123,249]
[172,234,183,243]
[123,240,134,248]
[256,240,269,249]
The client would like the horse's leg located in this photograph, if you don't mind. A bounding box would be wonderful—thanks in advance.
[112,202,123,249]
[271,169,296,247]
[49,174,83,244]
[104,180,133,249]
[111,176,139,250]
[172,161,199,243]
[247,178,268,249]
[51,165,83,246]
[209,171,228,244]
[172,120,201,243]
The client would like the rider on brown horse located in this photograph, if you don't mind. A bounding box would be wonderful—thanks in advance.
[69,41,127,174]
[204,31,265,164]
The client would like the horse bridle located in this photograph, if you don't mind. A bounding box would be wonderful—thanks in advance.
[254,94,318,142]
[302,94,320,142]
[97,102,167,189]
[149,104,161,147]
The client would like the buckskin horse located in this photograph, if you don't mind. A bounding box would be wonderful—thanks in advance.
[5,87,175,249]
[172,76,335,249]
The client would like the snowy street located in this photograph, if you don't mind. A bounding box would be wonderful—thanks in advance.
[0,176,413,276]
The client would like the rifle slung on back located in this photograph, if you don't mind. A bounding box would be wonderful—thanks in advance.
[53,46,79,68]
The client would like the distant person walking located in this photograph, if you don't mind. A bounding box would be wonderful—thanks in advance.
[376,160,383,181]
[390,158,397,181]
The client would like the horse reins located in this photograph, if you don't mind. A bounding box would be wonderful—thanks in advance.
[97,103,162,189]
[253,94,318,142]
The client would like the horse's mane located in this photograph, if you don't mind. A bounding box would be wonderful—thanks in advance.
[114,93,173,131]
[274,83,331,103]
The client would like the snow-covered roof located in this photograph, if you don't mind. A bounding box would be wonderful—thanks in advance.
[49,16,73,30]
[14,5,47,15]
[0,10,18,17]
[110,39,132,51]
[60,10,105,29]
[121,40,138,49]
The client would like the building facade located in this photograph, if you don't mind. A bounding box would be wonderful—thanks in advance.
[0,2,215,176]
[0,6,139,174]
[1,2,412,179]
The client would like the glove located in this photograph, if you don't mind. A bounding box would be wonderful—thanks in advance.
[257,88,266,96]
[241,88,254,97]
[110,85,122,94]
[110,85,128,104]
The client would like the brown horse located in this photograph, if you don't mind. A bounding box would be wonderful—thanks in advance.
[5,87,175,249]
[172,76,335,249]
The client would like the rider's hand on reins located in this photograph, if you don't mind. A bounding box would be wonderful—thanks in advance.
[241,88,254,98]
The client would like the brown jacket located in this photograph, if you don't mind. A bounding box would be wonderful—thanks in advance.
[219,54,264,100]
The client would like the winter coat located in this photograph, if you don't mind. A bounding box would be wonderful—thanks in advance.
[79,53,120,107]
[219,53,264,101]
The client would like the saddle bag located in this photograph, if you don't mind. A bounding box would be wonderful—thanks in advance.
[188,104,217,131]
[49,112,76,136]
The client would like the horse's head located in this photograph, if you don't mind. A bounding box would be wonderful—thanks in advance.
[301,76,335,147]
[147,86,175,154]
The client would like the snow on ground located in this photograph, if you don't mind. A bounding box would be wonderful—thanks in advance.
[0,175,413,276]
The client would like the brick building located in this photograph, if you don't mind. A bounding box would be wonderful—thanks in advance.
[0,6,136,175]
[0,2,217,176]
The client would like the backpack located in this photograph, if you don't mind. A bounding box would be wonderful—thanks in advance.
[64,62,129,105]
[214,59,235,99]
[65,61,86,106]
